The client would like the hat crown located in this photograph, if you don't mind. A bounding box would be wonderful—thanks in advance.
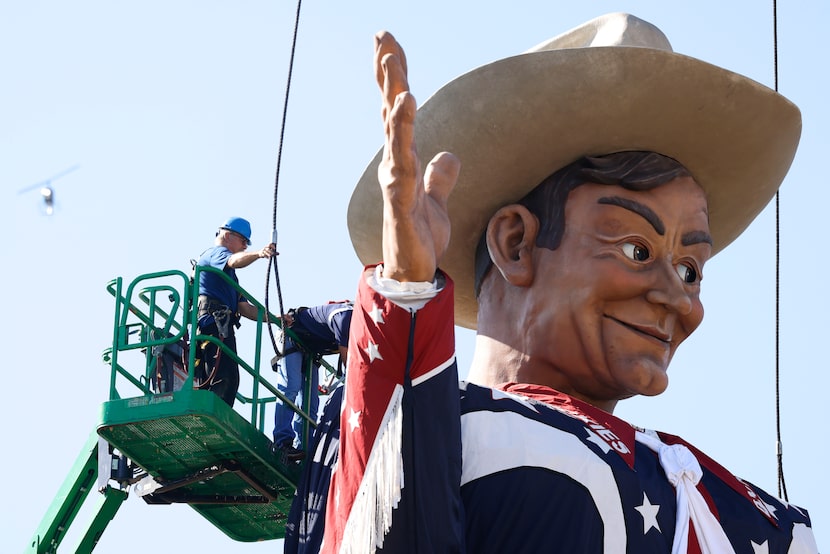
[526,13,673,53]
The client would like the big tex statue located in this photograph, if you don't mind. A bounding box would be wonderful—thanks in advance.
[286,13,818,554]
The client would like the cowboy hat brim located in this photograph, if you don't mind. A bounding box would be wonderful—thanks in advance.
[348,46,801,329]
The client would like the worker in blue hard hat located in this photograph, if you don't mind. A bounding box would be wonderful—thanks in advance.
[195,216,276,406]
[218,216,253,245]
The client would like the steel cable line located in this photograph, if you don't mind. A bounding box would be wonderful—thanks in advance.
[264,0,304,354]
[771,0,789,502]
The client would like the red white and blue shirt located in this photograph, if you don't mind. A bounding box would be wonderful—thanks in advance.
[285,266,817,553]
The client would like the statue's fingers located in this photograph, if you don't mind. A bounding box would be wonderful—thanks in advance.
[374,32,407,89]
[424,151,460,206]
[375,32,409,123]
[383,91,419,182]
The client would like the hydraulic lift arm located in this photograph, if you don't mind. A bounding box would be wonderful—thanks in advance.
[27,432,128,553]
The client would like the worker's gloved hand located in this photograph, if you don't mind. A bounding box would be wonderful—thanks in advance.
[258,243,276,258]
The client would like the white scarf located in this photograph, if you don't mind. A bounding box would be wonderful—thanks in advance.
[635,430,736,554]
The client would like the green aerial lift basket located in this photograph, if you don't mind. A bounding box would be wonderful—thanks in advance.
[29,268,338,552]
[98,387,302,541]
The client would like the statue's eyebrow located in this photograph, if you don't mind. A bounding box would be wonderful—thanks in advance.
[597,196,665,235]
[598,196,713,247]
[681,230,713,247]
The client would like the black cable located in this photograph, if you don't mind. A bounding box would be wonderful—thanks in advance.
[264,0,304,352]
[772,0,789,502]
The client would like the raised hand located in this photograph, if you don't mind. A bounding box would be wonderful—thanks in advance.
[258,243,276,259]
[374,31,460,283]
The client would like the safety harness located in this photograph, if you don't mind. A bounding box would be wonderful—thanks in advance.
[196,295,240,389]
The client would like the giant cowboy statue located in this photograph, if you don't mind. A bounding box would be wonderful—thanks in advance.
[285,13,819,553]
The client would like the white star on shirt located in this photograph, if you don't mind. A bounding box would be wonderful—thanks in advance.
[348,408,361,431]
[635,492,661,534]
[369,304,385,325]
[751,539,769,554]
[762,499,778,520]
[365,341,383,362]
[584,428,613,453]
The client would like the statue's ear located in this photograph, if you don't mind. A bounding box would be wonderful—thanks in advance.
[485,204,539,288]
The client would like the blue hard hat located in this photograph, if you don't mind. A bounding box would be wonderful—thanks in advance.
[219,217,252,245]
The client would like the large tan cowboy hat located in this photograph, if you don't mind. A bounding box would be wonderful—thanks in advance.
[347,12,801,329]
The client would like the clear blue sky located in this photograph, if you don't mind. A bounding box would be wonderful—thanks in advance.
[3,1,827,552]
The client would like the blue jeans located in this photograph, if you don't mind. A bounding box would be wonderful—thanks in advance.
[273,338,319,449]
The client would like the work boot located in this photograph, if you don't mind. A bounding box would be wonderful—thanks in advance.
[272,440,305,463]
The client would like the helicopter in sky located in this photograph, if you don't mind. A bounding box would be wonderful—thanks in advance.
[17,164,80,215]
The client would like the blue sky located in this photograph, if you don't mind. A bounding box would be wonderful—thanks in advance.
[3,1,827,551]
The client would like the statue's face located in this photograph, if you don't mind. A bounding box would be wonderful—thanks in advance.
[523,177,711,405]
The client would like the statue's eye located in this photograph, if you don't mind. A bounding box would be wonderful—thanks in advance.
[676,263,699,284]
[621,242,650,262]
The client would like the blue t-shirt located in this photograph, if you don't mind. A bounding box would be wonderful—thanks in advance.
[293,303,353,353]
[197,246,239,326]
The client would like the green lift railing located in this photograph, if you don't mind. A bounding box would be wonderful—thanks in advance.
[28,267,338,552]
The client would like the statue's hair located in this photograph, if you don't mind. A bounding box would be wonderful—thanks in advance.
[473,151,691,296]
